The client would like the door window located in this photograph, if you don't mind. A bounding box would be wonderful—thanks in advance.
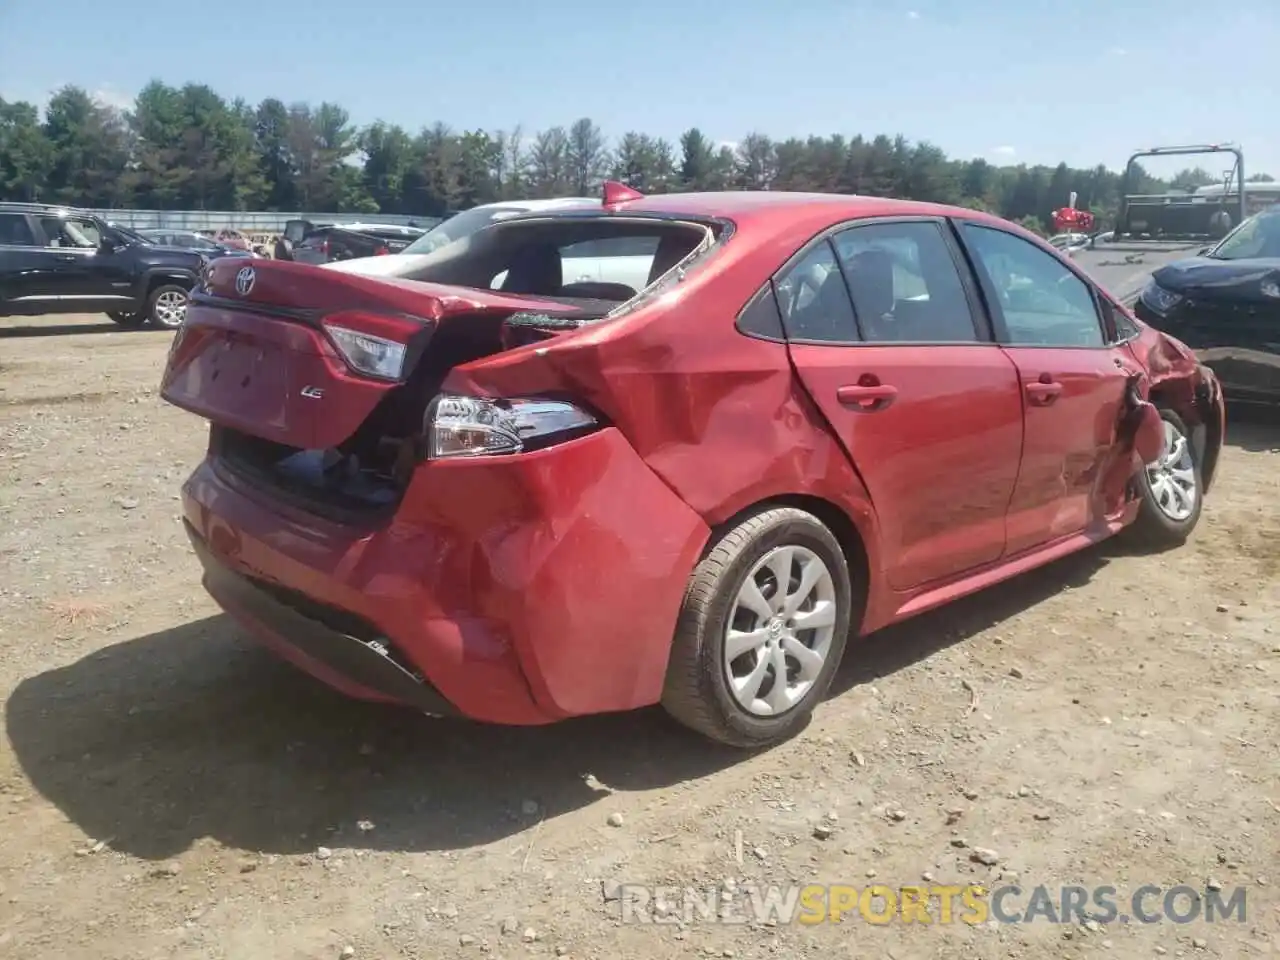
[832,221,980,342]
[38,216,101,250]
[775,240,858,343]
[0,213,36,246]
[960,224,1104,347]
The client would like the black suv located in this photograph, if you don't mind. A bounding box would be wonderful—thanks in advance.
[0,202,207,328]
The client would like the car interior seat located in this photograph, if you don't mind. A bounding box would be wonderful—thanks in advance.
[500,242,563,296]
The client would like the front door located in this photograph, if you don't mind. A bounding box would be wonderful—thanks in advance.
[955,221,1133,554]
[779,218,1025,590]
[33,213,135,313]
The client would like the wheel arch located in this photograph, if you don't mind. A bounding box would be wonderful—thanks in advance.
[701,492,873,634]
[144,269,198,297]
[1147,374,1222,492]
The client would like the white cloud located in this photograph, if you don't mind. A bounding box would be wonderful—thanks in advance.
[1107,46,1127,56]
[991,145,1017,157]
[91,85,135,112]
[715,140,740,153]
[907,10,921,18]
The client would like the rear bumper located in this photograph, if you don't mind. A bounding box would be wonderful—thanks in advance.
[187,519,458,715]
[181,426,710,725]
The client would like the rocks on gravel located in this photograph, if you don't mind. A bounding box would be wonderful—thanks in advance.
[606,812,625,828]
[969,847,1000,866]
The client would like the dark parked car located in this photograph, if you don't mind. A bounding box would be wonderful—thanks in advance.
[1134,205,1280,404]
[135,229,257,259]
[0,203,205,328]
[160,184,1223,748]
[276,220,427,264]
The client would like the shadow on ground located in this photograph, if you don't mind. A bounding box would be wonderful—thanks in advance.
[1223,403,1280,453]
[0,321,153,339]
[831,545,1111,695]
[6,618,741,861]
[6,542,1116,863]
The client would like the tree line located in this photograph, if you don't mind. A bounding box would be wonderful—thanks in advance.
[0,81,1274,235]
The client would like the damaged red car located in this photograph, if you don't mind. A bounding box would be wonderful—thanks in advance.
[160,184,1225,748]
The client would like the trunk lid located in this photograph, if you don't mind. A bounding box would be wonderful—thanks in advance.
[160,258,593,452]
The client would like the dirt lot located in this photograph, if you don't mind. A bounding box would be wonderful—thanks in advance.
[1,314,1278,960]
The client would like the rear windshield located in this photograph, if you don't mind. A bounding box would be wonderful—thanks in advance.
[378,215,719,306]
[402,207,551,256]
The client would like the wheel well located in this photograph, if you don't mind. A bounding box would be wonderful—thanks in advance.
[145,274,194,298]
[708,494,871,622]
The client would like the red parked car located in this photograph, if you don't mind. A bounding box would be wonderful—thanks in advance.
[160,184,1225,748]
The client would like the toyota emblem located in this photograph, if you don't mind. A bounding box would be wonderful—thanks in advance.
[235,265,256,296]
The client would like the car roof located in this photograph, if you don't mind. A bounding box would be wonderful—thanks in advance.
[519,191,1020,241]
[478,197,598,212]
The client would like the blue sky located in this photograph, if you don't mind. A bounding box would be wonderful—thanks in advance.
[2,0,1277,176]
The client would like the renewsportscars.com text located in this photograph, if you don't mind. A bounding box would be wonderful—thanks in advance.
[615,882,1247,926]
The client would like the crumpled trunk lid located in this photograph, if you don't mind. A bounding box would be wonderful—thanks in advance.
[160,258,593,451]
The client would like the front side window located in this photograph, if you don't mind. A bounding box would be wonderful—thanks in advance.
[832,220,980,342]
[961,224,1104,348]
[39,216,101,249]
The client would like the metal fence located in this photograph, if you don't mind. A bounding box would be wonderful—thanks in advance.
[83,208,442,233]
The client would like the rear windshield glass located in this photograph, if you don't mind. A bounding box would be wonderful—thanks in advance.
[381,215,720,306]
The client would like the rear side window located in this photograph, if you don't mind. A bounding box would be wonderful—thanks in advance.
[0,213,36,246]
[832,221,980,342]
[775,240,859,343]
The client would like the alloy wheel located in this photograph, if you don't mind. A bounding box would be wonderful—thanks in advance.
[1145,418,1197,522]
[723,545,838,717]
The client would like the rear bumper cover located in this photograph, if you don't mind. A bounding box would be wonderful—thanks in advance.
[187,519,458,716]
[181,426,710,725]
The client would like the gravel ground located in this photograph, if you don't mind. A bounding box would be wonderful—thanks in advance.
[1,314,1278,960]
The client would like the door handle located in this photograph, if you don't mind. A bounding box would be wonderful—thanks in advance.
[54,255,77,262]
[837,383,898,411]
[1025,378,1063,406]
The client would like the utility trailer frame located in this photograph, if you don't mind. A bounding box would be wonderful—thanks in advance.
[1113,143,1246,242]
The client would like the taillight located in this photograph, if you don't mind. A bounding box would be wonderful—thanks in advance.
[426,394,599,459]
[320,238,330,255]
[375,245,390,256]
[321,311,424,381]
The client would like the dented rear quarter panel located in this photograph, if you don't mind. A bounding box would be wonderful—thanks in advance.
[444,216,888,609]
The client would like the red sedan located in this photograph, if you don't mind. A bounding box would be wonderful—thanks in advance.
[161,184,1225,747]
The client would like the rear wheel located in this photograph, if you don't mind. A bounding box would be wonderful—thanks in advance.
[1123,408,1202,549]
[147,284,190,328]
[661,507,853,748]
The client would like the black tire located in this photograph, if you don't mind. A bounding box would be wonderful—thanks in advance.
[1122,407,1203,550]
[107,311,147,328]
[146,283,190,329]
[661,506,853,748]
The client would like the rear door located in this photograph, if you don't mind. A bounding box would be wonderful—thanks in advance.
[955,220,1135,553]
[0,212,51,312]
[780,217,1025,590]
